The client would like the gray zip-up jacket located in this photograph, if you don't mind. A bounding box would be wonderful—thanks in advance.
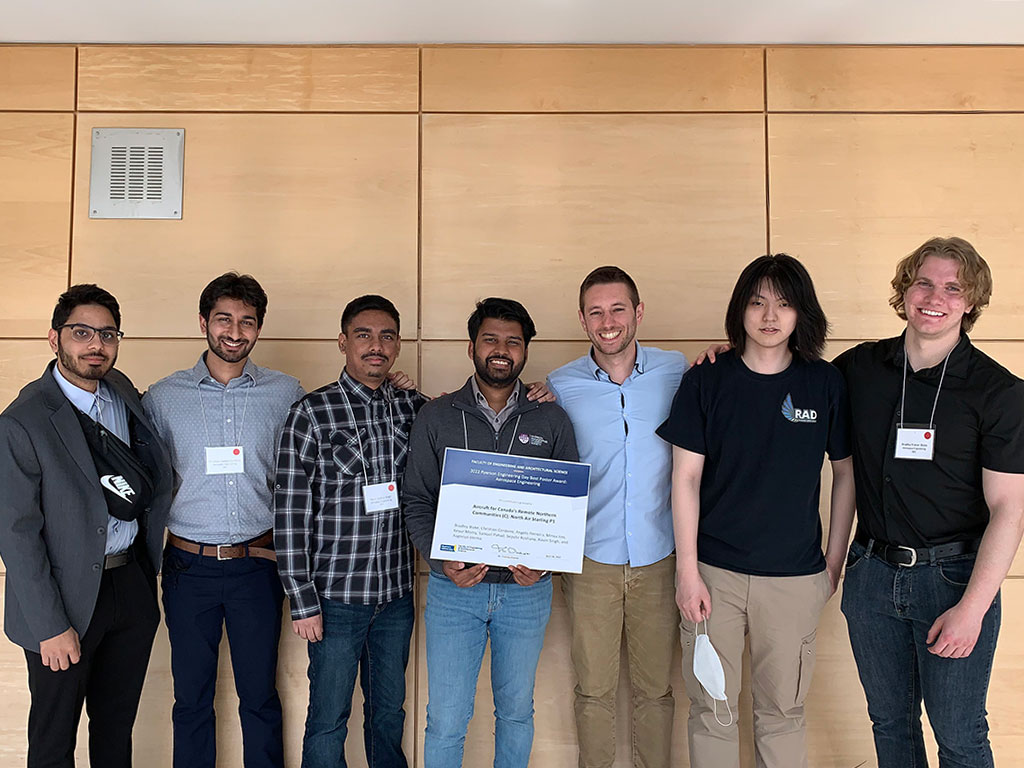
[403,376,579,583]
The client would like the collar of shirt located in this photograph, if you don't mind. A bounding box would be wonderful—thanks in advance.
[339,368,391,404]
[587,341,647,382]
[190,352,259,388]
[51,363,115,414]
[470,375,520,411]
[882,331,971,381]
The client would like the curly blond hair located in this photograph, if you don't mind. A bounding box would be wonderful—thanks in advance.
[889,237,992,332]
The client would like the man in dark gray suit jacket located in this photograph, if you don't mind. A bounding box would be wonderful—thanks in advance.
[0,284,172,768]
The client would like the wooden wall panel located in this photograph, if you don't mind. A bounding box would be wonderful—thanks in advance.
[769,113,1024,340]
[0,341,58,412]
[422,47,764,113]
[0,46,75,111]
[0,113,73,337]
[77,47,420,112]
[72,113,418,340]
[421,114,766,341]
[768,46,1024,112]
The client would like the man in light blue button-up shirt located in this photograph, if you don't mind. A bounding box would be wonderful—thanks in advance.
[547,267,687,768]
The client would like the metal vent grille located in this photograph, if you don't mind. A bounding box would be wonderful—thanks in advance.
[89,129,184,219]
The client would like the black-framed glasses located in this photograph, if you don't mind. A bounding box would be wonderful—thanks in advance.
[55,323,125,345]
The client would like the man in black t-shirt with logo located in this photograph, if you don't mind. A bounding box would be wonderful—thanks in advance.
[659,255,855,768]
[834,238,1024,768]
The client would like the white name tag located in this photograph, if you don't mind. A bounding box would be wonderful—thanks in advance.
[363,481,399,513]
[894,427,935,461]
[206,446,245,474]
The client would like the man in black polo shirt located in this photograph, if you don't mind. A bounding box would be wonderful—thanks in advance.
[834,237,1024,768]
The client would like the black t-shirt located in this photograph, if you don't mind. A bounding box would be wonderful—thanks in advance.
[656,350,851,576]
[833,333,1024,548]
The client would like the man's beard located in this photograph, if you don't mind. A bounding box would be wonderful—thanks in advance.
[207,331,255,363]
[473,353,525,388]
[57,339,115,382]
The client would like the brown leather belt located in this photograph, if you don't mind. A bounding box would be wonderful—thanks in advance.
[104,548,135,570]
[167,531,277,562]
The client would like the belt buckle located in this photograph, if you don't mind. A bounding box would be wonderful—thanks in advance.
[216,544,230,561]
[896,545,918,567]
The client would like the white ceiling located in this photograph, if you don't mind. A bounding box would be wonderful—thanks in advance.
[5,0,1024,45]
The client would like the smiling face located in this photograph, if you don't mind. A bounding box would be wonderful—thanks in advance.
[903,254,973,345]
[742,281,798,355]
[470,317,528,387]
[340,309,400,388]
[200,297,261,364]
[579,282,643,360]
[48,304,119,391]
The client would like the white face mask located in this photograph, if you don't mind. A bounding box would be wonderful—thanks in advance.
[692,621,733,727]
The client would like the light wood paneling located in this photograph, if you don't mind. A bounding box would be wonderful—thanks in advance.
[0,46,75,111]
[72,113,418,339]
[769,113,1024,340]
[422,114,766,340]
[116,338,420,397]
[0,113,73,337]
[0,341,57,411]
[768,46,1024,112]
[77,47,420,112]
[422,46,764,113]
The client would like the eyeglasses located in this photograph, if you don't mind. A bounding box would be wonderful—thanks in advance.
[55,323,125,345]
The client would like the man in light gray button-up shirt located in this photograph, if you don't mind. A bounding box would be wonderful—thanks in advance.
[143,273,304,768]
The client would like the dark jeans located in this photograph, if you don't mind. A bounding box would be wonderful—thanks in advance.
[841,539,1000,768]
[301,592,414,768]
[25,557,159,768]
[162,544,285,768]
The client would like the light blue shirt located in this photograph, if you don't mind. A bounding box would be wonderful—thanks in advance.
[143,354,305,544]
[51,365,138,554]
[547,343,688,567]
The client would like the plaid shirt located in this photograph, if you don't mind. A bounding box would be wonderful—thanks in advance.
[274,371,428,617]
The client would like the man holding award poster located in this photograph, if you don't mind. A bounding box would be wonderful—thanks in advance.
[404,297,579,768]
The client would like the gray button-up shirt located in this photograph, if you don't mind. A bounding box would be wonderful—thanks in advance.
[143,354,304,544]
[470,376,521,431]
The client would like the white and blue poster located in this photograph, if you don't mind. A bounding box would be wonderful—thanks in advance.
[430,448,591,573]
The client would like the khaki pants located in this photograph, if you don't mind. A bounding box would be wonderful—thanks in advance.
[561,555,678,768]
[681,562,832,768]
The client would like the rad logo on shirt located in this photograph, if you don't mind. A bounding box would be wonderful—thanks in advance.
[100,474,136,502]
[781,394,817,424]
[518,433,548,447]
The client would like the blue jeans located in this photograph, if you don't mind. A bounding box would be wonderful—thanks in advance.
[301,593,414,768]
[423,572,552,768]
[162,545,285,768]
[841,540,1001,768]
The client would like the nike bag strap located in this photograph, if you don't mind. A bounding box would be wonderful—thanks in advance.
[73,408,155,522]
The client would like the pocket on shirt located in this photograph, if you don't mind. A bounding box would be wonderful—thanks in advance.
[329,430,367,477]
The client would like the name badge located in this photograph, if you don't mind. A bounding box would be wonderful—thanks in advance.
[363,481,399,513]
[206,446,245,474]
[894,426,935,461]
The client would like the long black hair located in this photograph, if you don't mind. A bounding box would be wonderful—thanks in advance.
[724,253,829,362]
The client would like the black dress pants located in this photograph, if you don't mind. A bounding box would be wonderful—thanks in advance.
[24,556,160,768]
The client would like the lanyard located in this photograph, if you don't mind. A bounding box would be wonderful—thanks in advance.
[198,380,250,447]
[899,343,953,430]
[462,410,522,455]
[339,383,396,485]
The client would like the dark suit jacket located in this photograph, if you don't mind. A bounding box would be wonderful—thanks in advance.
[0,361,172,651]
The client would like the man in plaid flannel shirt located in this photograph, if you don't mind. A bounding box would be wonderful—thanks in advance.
[274,295,426,768]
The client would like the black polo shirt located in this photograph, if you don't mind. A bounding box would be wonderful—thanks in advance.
[833,333,1024,548]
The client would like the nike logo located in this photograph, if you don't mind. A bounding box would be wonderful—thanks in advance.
[100,474,136,502]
